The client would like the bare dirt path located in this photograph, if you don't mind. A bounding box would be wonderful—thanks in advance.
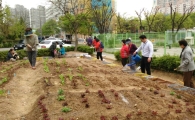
[0,63,45,120]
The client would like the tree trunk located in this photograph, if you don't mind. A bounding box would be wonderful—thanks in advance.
[74,33,78,51]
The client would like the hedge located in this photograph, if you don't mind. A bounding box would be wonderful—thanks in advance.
[0,46,93,61]
[114,50,182,73]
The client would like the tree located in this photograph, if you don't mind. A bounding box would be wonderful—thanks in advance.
[90,0,115,34]
[135,9,144,32]
[59,13,90,51]
[48,0,90,15]
[0,6,13,40]
[42,19,59,36]
[152,13,167,32]
[144,7,160,32]
[169,2,195,42]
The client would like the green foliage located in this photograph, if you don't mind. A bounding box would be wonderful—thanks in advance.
[170,91,176,96]
[151,55,180,72]
[58,89,64,95]
[68,74,73,81]
[0,77,8,85]
[77,46,94,55]
[59,74,65,85]
[42,19,59,36]
[57,95,65,101]
[114,51,121,61]
[0,89,5,96]
[61,107,71,113]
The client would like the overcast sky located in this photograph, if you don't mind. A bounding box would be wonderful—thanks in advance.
[3,0,154,17]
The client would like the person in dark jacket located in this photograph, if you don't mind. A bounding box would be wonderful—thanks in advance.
[49,42,59,58]
[87,36,93,46]
[126,38,137,71]
[120,40,129,67]
[7,49,19,62]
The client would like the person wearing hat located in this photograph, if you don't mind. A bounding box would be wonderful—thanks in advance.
[24,28,39,70]
[120,40,129,69]
[126,38,137,71]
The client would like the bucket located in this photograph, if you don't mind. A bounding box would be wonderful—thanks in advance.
[132,54,141,62]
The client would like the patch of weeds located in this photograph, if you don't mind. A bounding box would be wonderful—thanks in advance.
[61,107,71,113]
[62,59,66,65]
[56,61,60,66]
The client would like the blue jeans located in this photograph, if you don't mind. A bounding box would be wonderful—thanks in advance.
[129,54,136,71]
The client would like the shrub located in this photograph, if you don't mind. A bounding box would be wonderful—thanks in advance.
[114,51,182,73]
[0,46,94,61]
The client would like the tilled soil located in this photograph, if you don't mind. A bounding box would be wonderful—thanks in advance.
[0,58,195,120]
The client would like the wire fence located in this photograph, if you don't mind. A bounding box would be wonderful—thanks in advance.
[93,30,195,54]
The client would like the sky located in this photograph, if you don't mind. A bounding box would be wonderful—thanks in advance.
[3,0,154,17]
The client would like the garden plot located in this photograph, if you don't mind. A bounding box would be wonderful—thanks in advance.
[0,58,195,120]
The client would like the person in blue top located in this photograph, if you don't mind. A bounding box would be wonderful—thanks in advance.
[59,45,66,57]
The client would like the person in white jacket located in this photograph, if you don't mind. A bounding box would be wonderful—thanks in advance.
[133,35,153,75]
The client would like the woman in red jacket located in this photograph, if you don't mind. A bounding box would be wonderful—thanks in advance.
[120,40,129,67]
[95,38,103,61]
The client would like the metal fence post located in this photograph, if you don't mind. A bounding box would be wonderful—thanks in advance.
[164,31,167,55]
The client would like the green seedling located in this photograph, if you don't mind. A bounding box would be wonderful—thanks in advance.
[58,89,64,95]
[58,95,65,101]
[170,91,175,96]
[83,77,86,81]
[0,77,7,85]
[59,74,65,85]
[63,60,66,65]
[44,65,49,73]
[0,90,5,96]
[68,68,72,72]
[56,67,60,73]
[78,66,83,71]
[68,74,73,81]
[77,74,83,78]
[45,79,48,83]
[85,82,90,86]
[176,94,182,99]
[62,107,71,113]
[56,61,60,66]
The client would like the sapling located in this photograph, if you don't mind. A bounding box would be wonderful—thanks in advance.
[58,95,65,101]
[58,89,64,95]
[61,107,71,112]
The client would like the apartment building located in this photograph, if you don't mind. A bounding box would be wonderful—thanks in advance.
[30,5,46,29]
[10,4,30,27]
[154,0,195,14]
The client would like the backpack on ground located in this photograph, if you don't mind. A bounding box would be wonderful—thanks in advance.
[100,42,104,49]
